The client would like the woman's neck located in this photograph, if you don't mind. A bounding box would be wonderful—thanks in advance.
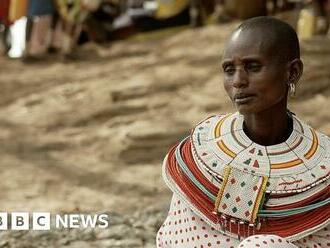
[242,108,293,146]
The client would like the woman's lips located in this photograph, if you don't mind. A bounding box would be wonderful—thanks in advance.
[233,94,255,104]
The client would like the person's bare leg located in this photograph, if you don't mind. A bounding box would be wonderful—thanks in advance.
[61,22,74,56]
[61,22,82,60]
[26,15,52,57]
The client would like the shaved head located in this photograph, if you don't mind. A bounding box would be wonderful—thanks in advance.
[230,16,300,63]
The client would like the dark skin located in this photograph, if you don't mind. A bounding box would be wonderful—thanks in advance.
[221,29,303,146]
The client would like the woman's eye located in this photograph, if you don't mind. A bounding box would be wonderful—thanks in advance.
[223,66,235,75]
[245,63,262,72]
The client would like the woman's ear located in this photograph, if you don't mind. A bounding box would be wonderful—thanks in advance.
[288,58,304,86]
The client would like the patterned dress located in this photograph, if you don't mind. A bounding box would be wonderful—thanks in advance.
[157,194,330,247]
[157,112,330,247]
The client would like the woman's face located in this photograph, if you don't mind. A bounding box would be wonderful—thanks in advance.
[221,29,289,115]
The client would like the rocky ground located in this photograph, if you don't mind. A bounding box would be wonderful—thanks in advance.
[0,20,329,247]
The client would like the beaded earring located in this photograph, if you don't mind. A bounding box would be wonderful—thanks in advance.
[289,83,296,97]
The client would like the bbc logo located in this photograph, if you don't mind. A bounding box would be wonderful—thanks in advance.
[0,212,109,230]
[0,212,50,230]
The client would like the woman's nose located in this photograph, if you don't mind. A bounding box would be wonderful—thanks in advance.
[232,68,248,88]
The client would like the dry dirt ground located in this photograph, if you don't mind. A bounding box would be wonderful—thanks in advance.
[0,21,329,247]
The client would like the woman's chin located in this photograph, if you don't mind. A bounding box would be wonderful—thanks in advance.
[235,104,257,115]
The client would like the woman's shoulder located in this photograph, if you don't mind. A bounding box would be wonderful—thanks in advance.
[293,114,330,151]
[191,113,234,136]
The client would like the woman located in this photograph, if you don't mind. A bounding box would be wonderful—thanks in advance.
[157,16,329,247]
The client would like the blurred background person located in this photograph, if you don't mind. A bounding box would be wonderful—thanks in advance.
[8,0,28,24]
[0,0,11,55]
[24,0,57,61]
[297,0,330,39]
[55,0,101,60]
[313,0,330,34]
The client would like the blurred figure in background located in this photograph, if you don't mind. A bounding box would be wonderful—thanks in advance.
[0,0,11,55]
[314,0,330,34]
[24,0,57,61]
[55,0,101,59]
[190,0,214,27]
[269,0,293,14]
[297,0,330,39]
[8,0,28,24]
[213,0,229,23]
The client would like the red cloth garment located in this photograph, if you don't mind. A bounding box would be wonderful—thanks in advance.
[0,0,11,26]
